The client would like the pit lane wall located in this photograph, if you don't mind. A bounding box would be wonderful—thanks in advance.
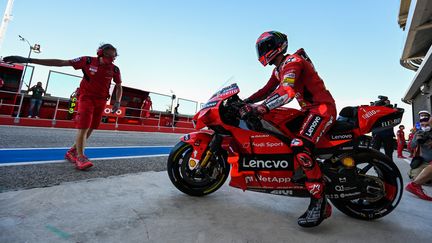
[0,62,197,134]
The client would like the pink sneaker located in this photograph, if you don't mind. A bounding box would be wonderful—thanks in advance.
[405,182,432,201]
[74,155,93,170]
[65,147,77,163]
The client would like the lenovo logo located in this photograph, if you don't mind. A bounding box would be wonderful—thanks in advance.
[304,116,322,137]
[330,134,353,140]
[242,159,290,169]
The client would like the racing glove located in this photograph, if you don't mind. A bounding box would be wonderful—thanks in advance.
[3,56,31,64]
[239,104,253,119]
[254,104,269,115]
[111,101,121,114]
[239,104,269,120]
[243,98,253,104]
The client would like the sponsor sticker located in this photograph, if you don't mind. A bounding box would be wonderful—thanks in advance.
[242,159,290,169]
[188,158,199,170]
[339,192,361,198]
[330,133,353,140]
[252,142,284,148]
[245,175,291,184]
[89,66,98,74]
[239,155,294,171]
[308,184,321,196]
[270,190,294,196]
[283,72,296,84]
[290,138,303,147]
[283,77,295,84]
[381,118,401,127]
[251,134,270,138]
[361,110,379,119]
[71,57,81,63]
[266,94,288,110]
[266,94,280,103]
[285,57,296,63]
[216,83,239,97]
[202,101,218,109]
[285,73,296,78]
[303,115,323,138]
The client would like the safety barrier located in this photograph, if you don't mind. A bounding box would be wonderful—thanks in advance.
[0,89,196,134]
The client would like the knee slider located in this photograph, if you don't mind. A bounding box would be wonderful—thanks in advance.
[296,151,314,168]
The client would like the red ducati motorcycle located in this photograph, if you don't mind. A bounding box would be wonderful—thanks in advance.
[167,83,404,220]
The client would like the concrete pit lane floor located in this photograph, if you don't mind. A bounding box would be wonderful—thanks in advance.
[0,126,431,242]
[1,159,432,243]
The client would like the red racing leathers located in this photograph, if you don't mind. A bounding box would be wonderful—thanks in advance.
[246,49,336,198]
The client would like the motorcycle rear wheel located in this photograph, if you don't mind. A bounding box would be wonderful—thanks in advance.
[167,141,230,197]
[329,150,403,220]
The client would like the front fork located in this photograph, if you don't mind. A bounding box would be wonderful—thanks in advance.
[189,134,223,170]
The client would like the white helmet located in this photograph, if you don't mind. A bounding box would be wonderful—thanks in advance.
[418,110,430,116]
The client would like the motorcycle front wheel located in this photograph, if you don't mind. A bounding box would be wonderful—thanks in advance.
[167,141,230,197]
[330,149,403,220]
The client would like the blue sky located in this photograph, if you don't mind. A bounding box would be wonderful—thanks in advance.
[0,0,416,126]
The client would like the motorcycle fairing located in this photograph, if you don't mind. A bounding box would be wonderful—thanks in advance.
[181,131,233,166]
[228,165,301,191]
[180,132,214,166]
[235,133,292,154]
[238,154,295,171]
[261,107,305,138]
[248,188,310,198]
[208,83,240,102]
[228,152,300,191]
[357,105,403,134]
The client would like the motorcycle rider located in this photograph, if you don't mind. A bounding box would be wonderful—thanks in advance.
[240,31,336,227]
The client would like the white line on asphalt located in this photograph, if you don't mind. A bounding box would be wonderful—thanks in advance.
[0,154,169,166]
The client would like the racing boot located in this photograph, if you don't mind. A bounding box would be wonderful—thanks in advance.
[65,147,77,163]
[74,155,93,170]
[291,139,332,227]
[298,195,332,227]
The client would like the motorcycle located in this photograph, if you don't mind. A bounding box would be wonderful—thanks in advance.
[167,83,404,220]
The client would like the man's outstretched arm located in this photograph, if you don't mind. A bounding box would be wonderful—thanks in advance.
[3,56,71,67]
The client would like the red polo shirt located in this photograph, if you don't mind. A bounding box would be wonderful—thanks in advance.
[69,56,122,99]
